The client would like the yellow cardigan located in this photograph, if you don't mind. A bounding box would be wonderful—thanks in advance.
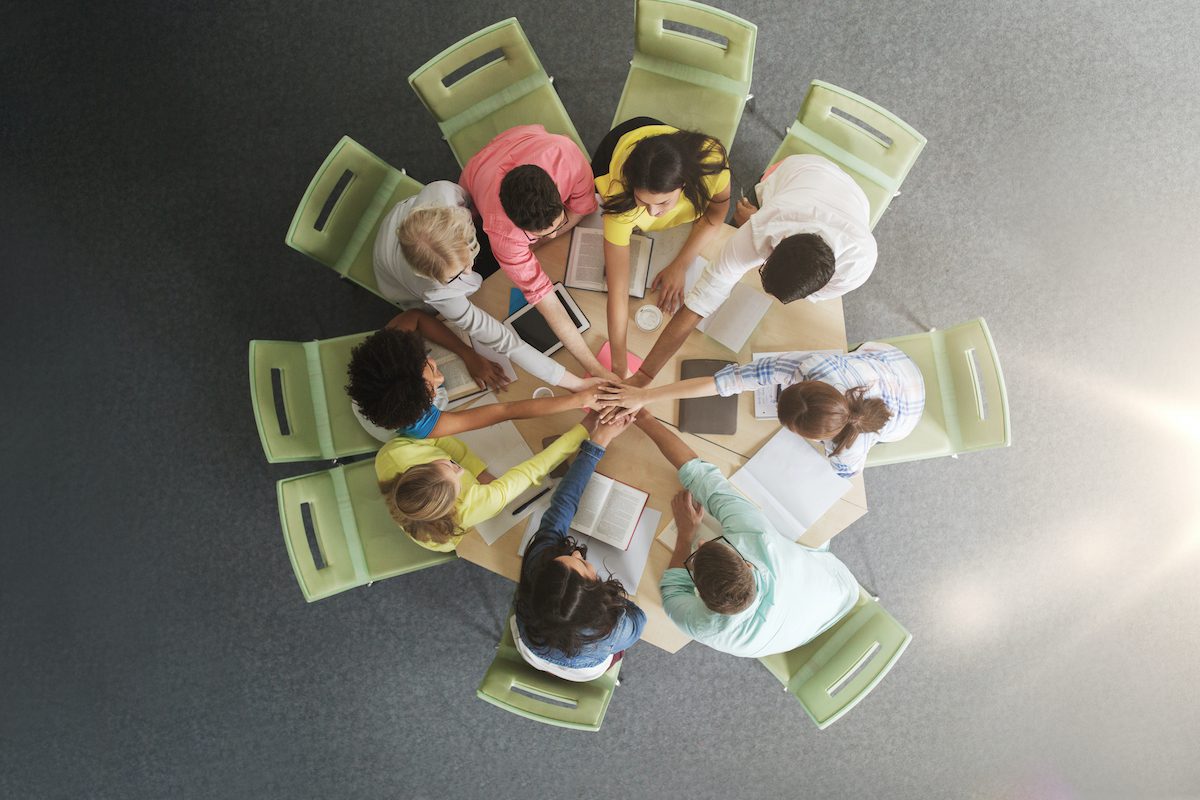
[594,123,731,246]
[374,424,589,552]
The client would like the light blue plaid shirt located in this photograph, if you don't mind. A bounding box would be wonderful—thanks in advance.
[713,343,925,477]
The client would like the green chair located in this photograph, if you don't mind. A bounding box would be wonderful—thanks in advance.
[864,317,1011,467]
[758,592,911,730]
[476,615,622,732]
[611,0,757,150]
[285,136,425,301]
[768,80,926,229]
[408,18,586,167]
[277,459,455,602]
[249,332,381,463]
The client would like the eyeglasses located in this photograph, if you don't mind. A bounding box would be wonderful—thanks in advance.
[521,211,568,243]
[683,535,752,582]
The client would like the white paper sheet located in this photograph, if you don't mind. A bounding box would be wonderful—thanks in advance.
[581,507,662,594]
[655,513,727,552]
[452,402,544,545]
[729,428,851,541]
[696,282,773,353]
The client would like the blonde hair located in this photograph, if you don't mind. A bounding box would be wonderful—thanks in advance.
[379,462,462,545]
[397,205,476,282]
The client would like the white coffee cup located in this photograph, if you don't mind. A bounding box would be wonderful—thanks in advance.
[635,304,663,332]
[532,386,555,399]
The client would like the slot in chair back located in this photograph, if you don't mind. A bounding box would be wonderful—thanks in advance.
[758,592,911,729]
[408,18,585,166]
[613,0,756,149]
[865,317,1011,467]
[285,136,425,300]
[476,614,621,732]
[769,80,926,229]
[249,332,381,463]
[278,460,455,602]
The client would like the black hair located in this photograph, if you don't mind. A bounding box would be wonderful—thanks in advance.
[601,130,728,216]
[516,535,630,657]
[498,164,565,231]
[344,328,433,430]
[759,233,836,303]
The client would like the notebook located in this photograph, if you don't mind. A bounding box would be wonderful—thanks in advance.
[678,359,738,435]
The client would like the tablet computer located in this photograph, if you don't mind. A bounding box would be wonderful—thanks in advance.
[503,283,590,356]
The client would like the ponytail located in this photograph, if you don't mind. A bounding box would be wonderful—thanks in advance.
[378,463,462,545]
[777,382,892,455]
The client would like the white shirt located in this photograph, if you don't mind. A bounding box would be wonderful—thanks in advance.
[372,181,566,386]
[685,155,878,317]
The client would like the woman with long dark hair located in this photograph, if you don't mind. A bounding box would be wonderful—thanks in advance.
[514,414,645,679]
[590,118,731,377]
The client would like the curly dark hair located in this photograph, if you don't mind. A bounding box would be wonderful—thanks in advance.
[516,536,630,658]
[601,130,728,217]
[759,232,836,303]
[498,164,565,232]
[344,328,434,430]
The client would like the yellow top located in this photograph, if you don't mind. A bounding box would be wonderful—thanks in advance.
[374,424,590,552]
[594,124,731,246]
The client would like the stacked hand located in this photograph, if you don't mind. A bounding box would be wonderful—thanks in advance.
[595,381,650,422]
[582,409,637,448]
[466,353,512,391]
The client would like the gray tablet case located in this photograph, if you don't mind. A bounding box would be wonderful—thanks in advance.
[678,359,738,435]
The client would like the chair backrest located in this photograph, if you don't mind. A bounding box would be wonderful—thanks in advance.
[758,594,911,730]
[285,136,425,300]
[770,80,926,228]
[408,19,584,164]
[864,317,1011,466]
[277,460,454,602]
[476,615,620,731]
[248,332,380,463]
[633,0,756,91]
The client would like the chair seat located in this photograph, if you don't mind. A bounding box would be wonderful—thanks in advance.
[865,335,952,466]
[446,85,585,166]
[343,173,426,297]
[772,133,894,228]
[613,67,744,149]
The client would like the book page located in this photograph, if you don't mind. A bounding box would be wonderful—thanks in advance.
[627,234,652,298]
[695,282,773,353]
[571,473,613,535]
[656,512,727,552]
[588,482,646,549]
[566,227,607,291]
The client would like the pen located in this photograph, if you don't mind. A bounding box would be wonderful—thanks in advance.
[512,486,552,516]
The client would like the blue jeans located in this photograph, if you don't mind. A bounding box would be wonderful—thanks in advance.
[536,440,605,539]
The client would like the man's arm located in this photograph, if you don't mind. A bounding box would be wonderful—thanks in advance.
[633,411,698,470]
[603,240,632,378]
[630,307,703,386]
[386,309,508,390]
[534,291,618,380]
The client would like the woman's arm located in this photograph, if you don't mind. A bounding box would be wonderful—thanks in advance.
[386,309,508,390]
[533,292,617,380]
[596,376,718,421]
[602,239,632,378]
[427,385,601,438]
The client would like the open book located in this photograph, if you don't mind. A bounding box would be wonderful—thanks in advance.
[729,428,851,541]
[695,282,774,354]
[426,335,487,404]
[565,227,653,298]
[570,472,649,550]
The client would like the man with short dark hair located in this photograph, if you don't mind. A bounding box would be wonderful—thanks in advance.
[460,125,614,379]
[636,412,859,657]
[629,154,878,386]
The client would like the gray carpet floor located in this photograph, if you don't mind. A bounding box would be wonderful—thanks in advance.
[3,1,1199,798]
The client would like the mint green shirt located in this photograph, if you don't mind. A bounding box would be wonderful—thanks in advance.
[660,459,859,657]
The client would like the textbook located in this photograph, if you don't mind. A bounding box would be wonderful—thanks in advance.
[426,336,487,405]
[730,428,851,541]
[565,226,654,299]
[569,472,649,550]
[695,282,773,353]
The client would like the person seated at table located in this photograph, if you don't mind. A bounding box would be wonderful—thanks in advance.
[346,310,601,441]
[515,413,645,679]
[596,343,924,478]
[626,153,878,387]
[372,180,591,392]
[591,117,731,376]
[375,414,607,553]
[634,413,859,657]
[459,124,615,380]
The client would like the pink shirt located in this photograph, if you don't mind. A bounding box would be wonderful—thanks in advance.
[459,125,597,304]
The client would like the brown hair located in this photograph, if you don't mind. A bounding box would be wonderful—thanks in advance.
[601,130,728,217]
[691,543,756,614]
[777,381,892,456]
[397,205,476,282]
[378,462,461,545]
